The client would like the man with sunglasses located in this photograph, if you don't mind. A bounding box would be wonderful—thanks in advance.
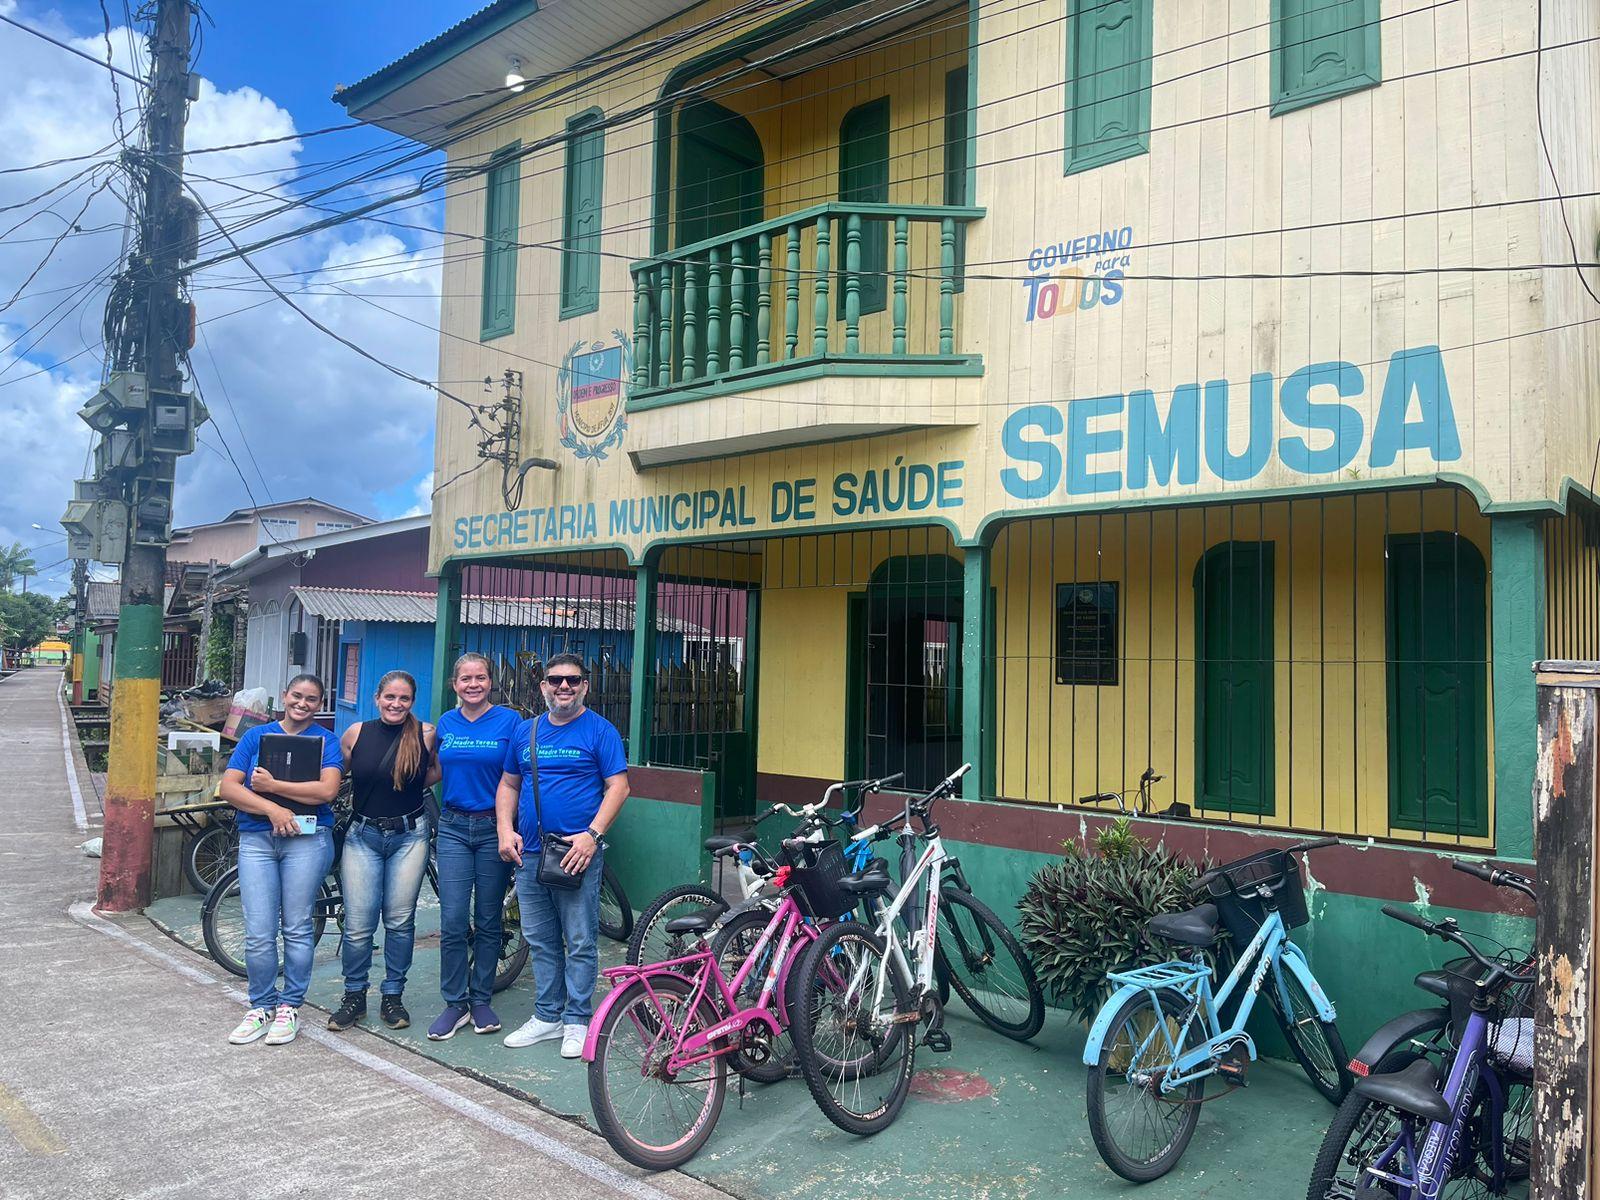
[495,652,629,1058]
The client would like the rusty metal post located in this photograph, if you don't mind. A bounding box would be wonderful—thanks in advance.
[1532,661,1599,1200]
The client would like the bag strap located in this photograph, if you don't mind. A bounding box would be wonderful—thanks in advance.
[528,715,545,840]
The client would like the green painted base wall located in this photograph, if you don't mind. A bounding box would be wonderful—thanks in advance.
[939,835,1533,1060]
[606,794,709,911]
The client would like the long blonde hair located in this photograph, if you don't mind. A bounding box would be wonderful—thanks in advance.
[374,670,424,790]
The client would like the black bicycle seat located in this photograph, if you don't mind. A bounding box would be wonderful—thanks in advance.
[1147,903,1220,947]
[1352,1058,1452,1124]
[1413,969,1452,1000]
[663,909,719,936]
[704,835,742,855]
[837,858,893,896]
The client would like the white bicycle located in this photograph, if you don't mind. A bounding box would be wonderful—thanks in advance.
[788,763,1044,1135]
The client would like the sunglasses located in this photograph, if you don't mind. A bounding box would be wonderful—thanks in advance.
[544,674,587,689]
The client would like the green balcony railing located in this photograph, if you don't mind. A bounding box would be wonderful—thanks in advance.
[628,202,984,409]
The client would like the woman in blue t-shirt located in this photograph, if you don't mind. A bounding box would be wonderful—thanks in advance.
[219,673,344,1048]
[426,652,524,1041]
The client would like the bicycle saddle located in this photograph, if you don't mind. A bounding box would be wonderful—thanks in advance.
[663,909,720,936]
[837,858,893,896]
[1146,903,1221,947]
[1413,969,1452,1000]
[704,835,743,855]
[1351,1058,1452,1125]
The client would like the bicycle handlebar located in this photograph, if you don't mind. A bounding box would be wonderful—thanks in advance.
[1289,836,1339,854]
[1379,903,1535,986]
[1451,859,1537,900]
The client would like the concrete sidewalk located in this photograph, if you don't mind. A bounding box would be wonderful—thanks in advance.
[0,668,722,1200]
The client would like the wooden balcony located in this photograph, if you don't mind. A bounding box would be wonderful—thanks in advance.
[624,202,984,467]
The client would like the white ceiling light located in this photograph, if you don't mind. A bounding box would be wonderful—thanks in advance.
[505,56,526,93]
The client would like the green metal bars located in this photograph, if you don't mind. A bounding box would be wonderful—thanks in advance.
[628,201,983,405]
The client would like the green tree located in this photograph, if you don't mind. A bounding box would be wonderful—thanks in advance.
[0,592,59,652]
[0,542,37,592]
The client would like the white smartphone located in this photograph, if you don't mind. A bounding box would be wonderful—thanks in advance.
[293,815,318,836]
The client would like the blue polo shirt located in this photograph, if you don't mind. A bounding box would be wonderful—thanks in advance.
[227,721,343,833]
[501,710,627,847]
[435,704,522,812]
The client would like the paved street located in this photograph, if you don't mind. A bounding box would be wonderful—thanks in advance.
[0,668,722,1200]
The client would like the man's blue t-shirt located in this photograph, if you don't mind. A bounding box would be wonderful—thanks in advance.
[226,721,343,833]
[436,704,522,812]
[502,709,627,847]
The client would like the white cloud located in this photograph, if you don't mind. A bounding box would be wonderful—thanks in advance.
[0,4,442,592]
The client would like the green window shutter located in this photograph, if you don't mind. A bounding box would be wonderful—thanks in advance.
[1271,0,1381,115]
[560,112,605,319]
[1064,0,1151,175]
[943,66,969,293]
[480,144,520,341]
[838,96,890,318]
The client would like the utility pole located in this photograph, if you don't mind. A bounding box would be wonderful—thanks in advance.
[69,558,88,704]
[97,0,195,913]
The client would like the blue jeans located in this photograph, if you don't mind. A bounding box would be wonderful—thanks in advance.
[435,809,511,1006]
[516,843,603,1025]
[237,827,334,1010]
[339,819,430,996]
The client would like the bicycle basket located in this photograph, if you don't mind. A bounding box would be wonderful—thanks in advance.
[1200,848,1309,942]
[1441,955,1535,1077]
[786,840,858,919]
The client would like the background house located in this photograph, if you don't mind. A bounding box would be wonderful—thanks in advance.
[169,499,372,566]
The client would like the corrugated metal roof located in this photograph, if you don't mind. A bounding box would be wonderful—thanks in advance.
[85,581,121,620]
[291,587,705,634]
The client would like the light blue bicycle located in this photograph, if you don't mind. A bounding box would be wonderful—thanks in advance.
[1082,838,1352,1182]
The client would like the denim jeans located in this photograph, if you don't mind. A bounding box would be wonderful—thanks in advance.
[516,843,603,1025]
[435,809,512,1006]
[238,827,334,1011]
[339,819,430,997]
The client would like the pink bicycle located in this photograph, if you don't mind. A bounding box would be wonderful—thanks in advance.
[583,819,883,1169]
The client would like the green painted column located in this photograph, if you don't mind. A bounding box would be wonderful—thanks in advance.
[961,544,989,801]
[1490,515,1545,860]
[431,564,462,720]
[629,557,658,766]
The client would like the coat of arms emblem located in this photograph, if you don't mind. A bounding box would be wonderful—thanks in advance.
[556,332,631,460]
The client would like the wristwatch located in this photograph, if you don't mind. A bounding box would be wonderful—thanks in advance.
[587,826,603,842]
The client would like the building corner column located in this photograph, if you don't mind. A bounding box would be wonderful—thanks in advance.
[629,557,658,766]
[961,543,990,802]
[1490,514,1545,859]
[431,565,462,720]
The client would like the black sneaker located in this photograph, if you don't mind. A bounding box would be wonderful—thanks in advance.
[380,995,410,1029]
[327,991,367,1031]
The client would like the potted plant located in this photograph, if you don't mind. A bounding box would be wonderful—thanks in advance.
[1017,817,1203,1023]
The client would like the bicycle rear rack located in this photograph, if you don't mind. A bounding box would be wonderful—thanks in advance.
[1108,960,1211,991]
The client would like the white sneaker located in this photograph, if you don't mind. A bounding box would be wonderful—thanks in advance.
[263,1005,299,1045]
[561,1023,587,1059]
[228,1007,272,1045]
[504,1016,562,1049]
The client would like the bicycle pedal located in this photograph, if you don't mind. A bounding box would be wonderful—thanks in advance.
[923,1028,952,1053]
[1216,1054,1248,1087]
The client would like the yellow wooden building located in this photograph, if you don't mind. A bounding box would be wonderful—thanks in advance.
[339,0,1595,1029]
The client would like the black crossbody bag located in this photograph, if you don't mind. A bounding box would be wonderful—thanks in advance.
[530,716,583,890]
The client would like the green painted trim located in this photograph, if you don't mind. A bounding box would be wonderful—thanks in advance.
[334,0,540,115]
[626,353,984,412]
[112,603,163,679]
[698,770,717,881]
[1269,0,1382,117]
[1490,515,1544,858]
[961,545,988,801]
[480,141,522,341]
[837,96,892,319]
[845,591,866,782]
[628,556,658,764]
[964,0,979,207]
[638,203,986,269]
[1063,0,1152,176]
[1193,541,1276,817]
[559,109,606,320]
[431,566,462,717]
[1384,533,1490,839]
[742,589,761,798]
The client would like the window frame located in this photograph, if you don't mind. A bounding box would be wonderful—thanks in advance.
[559,110,606,320]
[1269,0,1382,117]
[480,141,522,341]
[1063,0,1153,176]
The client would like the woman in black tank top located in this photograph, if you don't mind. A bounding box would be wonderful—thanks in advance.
[329,670,437,1032]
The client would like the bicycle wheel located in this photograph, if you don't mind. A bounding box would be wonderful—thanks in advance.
[494,887,529,992]
[1268,962,1352,1104]
[201,866,330,979]
[708,908,795,1084]
[935,888,1045,1041]
[587,974,728,1171]
[626,883,728,967]
[185,824,237,893]
[1085,987,1205,1183]
[790,920,915,1136]
[599,863,633,942]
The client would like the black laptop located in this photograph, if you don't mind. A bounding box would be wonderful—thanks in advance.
[258,733,326,783]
